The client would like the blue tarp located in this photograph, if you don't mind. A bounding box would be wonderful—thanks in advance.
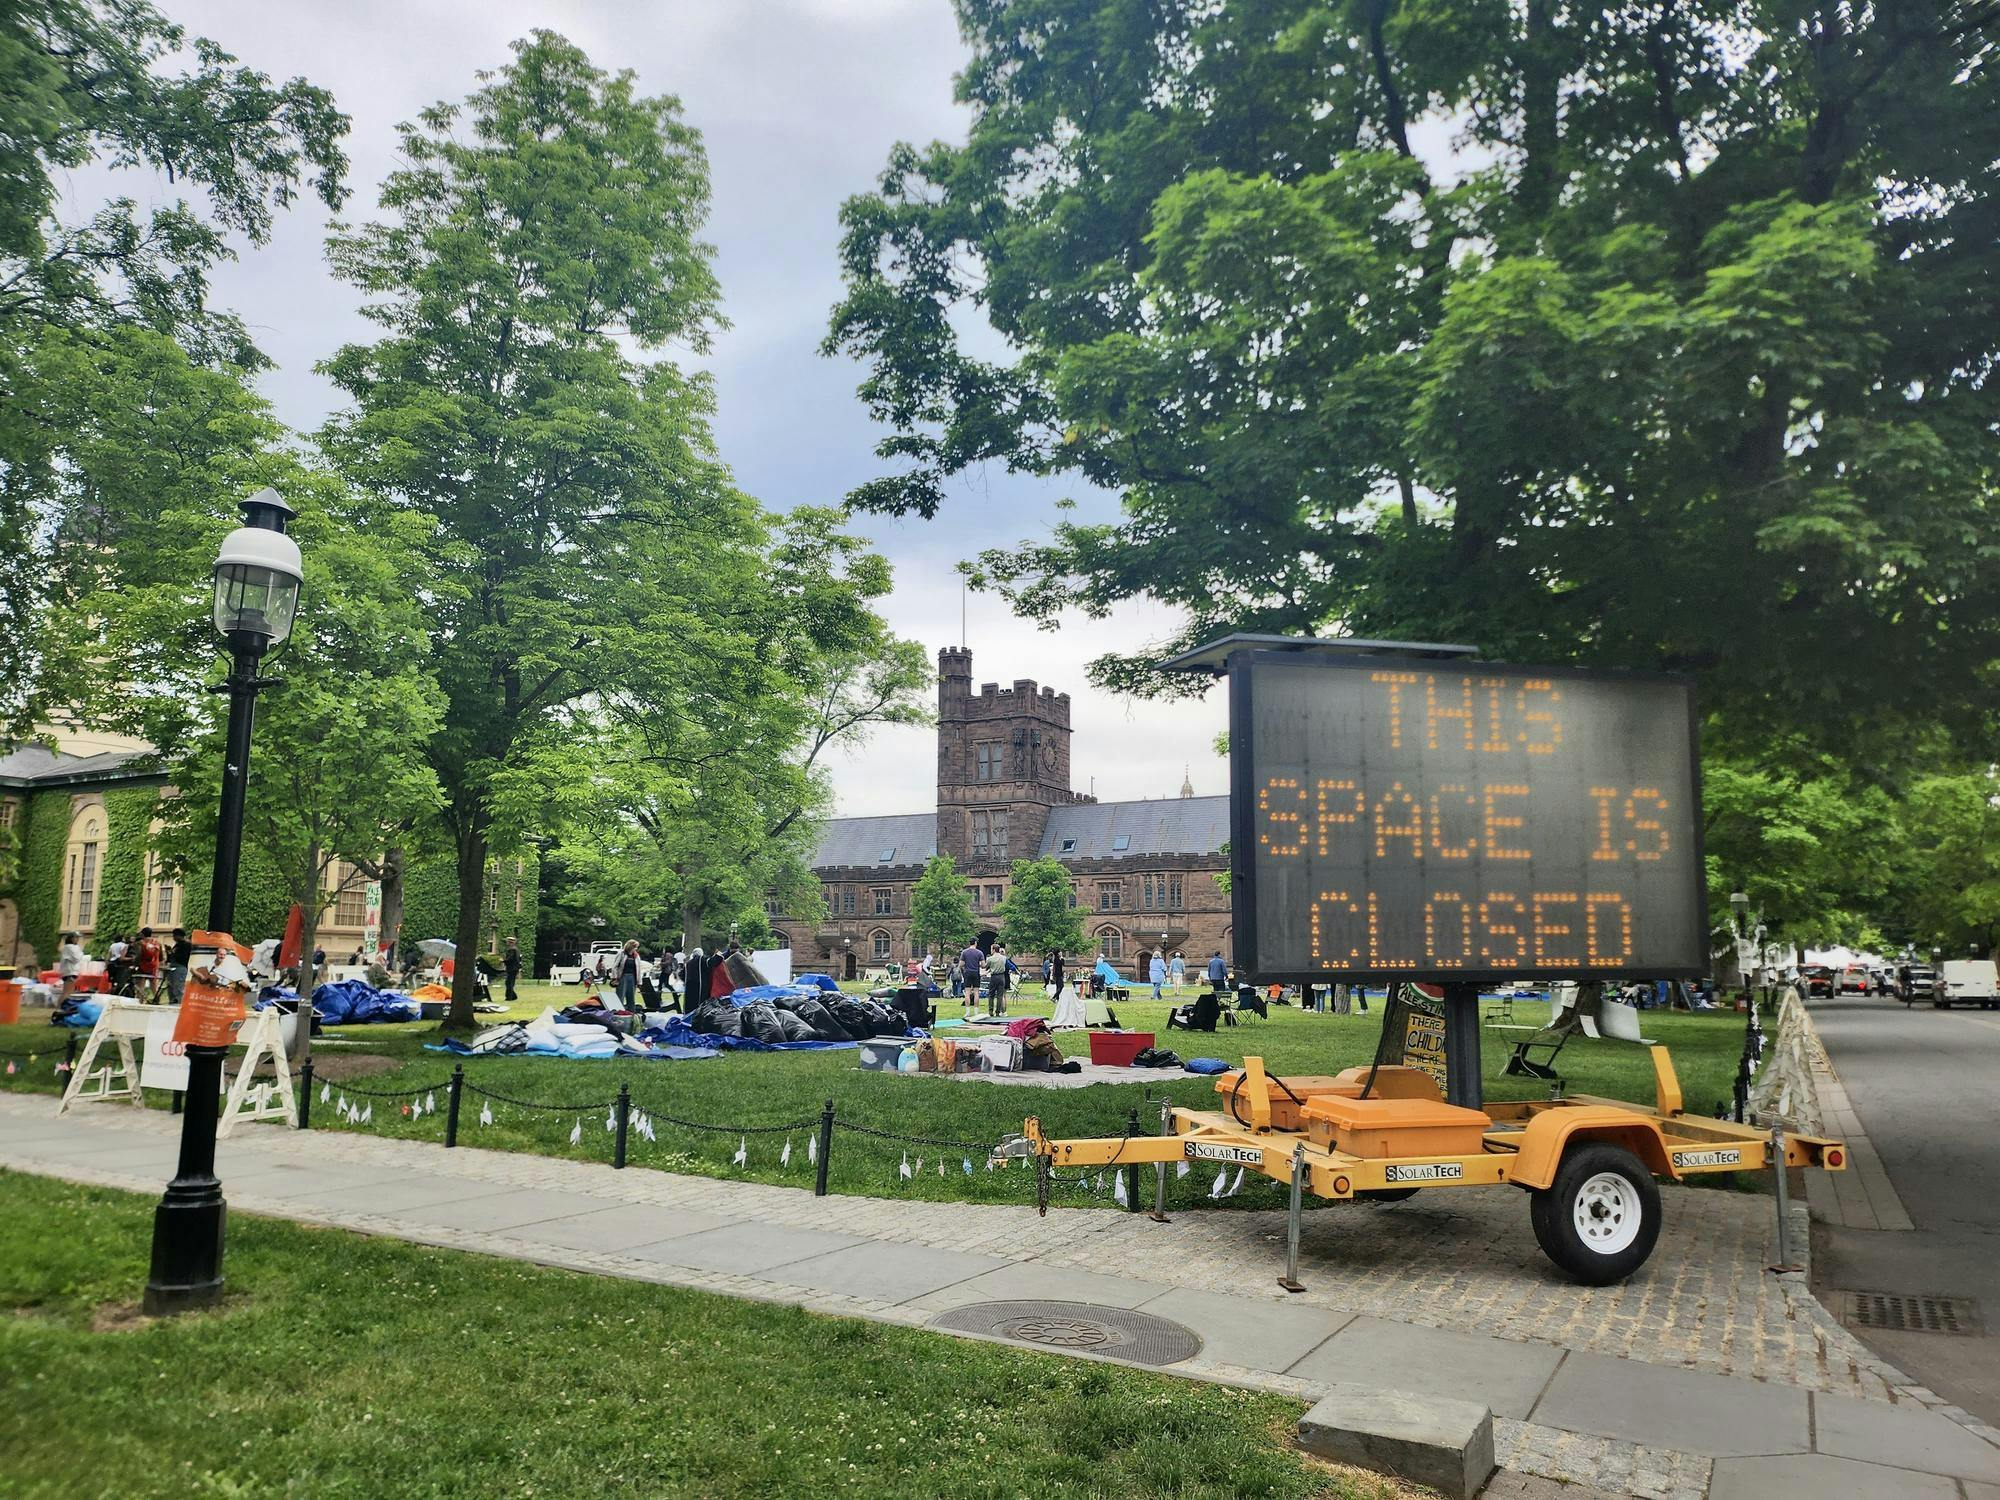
[794,972,839,993]
[722,983,827,1008]
[52,998,102,1028]
[422,1041,720,1061]
[638,1016,865,1053]
[305,979,421,1025]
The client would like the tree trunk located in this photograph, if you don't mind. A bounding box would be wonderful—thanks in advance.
[378,845,405,963]
[290,840,322,1067]
[447,824,487,1032]
[680,897,702,956]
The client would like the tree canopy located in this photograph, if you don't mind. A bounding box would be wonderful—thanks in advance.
[909,854,977,960]
[827,0,2000,754]
[999,857,1087,959]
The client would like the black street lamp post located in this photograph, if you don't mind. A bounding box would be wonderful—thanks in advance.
[143,488,301,1316]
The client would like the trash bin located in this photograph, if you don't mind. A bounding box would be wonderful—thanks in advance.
[0,980,20,1025]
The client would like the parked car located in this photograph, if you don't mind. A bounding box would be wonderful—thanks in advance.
[1837,965,1871,995]
[1937,960,1999,1011]
[1800,965,1836,998]
[1898,965,1937,1005]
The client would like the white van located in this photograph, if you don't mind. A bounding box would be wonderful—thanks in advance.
[1937,959,1999,1011]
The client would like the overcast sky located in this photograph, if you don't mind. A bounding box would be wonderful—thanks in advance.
[148,0,1229,818]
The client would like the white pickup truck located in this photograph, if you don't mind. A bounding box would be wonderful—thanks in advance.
[1936,959,1999,1011]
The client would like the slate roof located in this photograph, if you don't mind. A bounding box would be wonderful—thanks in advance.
[810,812,938,870]
[1039,796,1229,860]
[0,744,158,789]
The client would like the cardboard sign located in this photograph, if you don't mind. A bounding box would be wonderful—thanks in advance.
[1401,1007,1448,1087]
[170,982,246,1048]
[140,1010,192,1090]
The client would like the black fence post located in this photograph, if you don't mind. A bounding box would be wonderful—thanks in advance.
[1124,1106,1141,1212]
[814,1098,835,1197]
[445,1064,464,1149]
[613,1083,631,1170]
[63,1034,77,1074]
[298,1059,313,1129]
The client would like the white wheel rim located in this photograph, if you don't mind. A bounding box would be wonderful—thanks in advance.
[1572,1172,1642,1255]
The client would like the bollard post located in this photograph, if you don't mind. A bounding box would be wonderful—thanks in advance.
[1123,1106,1141,1213]
[445,1065,463,1149]
[64,1034,77,1075]
[613,1083,631,1170]
[1769,1117,1800,1272]
[814,1098,835,1197]
[1279,1144,1307,1293]
[298,1059,314,1130]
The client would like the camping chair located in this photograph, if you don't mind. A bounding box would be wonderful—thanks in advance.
[1500,982,1589,1079]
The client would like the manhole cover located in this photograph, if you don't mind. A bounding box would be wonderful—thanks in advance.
[932,1300,1202,1366]
[1841,1291,1980,1335]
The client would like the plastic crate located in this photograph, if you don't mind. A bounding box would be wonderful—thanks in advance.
[1087,1031,1155,1067]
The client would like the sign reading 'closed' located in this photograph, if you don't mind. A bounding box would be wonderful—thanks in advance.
[1229,653,1704,982]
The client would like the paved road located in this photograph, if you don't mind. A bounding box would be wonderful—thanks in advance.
[1810,990,2000,1425]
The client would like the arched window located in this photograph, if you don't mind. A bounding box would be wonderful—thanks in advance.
[141,849,181,930]
[62,805,105,932]
[870,928,892,961]
[1095,925,1124,962]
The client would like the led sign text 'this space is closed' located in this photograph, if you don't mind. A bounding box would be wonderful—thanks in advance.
[1235,658,1703,981]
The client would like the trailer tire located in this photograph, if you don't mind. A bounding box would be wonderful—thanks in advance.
[1533,1143,1661,1285]
[1528,1188,1562,1260]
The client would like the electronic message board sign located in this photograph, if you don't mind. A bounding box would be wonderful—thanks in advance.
[1228,651,1704,983]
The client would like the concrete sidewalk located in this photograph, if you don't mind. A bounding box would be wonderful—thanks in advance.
[4,1092,1997,1500]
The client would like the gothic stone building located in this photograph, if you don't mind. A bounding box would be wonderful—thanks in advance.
[773,648,1232,979]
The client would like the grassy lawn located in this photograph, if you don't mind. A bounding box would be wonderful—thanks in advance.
[0,984,1759,1210]
[0,1170,1398,1500]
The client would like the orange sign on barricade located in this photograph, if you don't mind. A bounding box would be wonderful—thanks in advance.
[169,931,253,1049]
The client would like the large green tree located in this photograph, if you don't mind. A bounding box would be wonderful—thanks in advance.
[321,33,807,1027]
[827,0,2000,755]
[0,0,347,737]
[998,857,1086,962]
[909,853,977,961]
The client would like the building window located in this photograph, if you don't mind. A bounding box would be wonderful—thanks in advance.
[966,883,981,909]
[989,809,1008,857]
[985,884,1003,908]
[1111,834,1131,852]
[871,928,891,960]
[62,807,104,931]
[0,799,15,830]
[1170,874,1183,908]
[872,887,893,916]
[142,851,180,928]
[1096,925,1124,961]
[877,846,897,863]
[333,867,369,927]
[1141,875,1157,911]
[1067,885,1078,909]
[1097,881,1123,912]
[975,743,1001,783]
[841,888,856,915]
[1058,837,1076,854]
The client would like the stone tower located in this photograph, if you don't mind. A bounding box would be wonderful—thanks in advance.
[935,646,1089,871]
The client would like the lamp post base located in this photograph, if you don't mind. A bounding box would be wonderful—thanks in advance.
[142,1044,228,1315]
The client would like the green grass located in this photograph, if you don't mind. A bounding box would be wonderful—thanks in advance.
[0,1171,1387,1500]
[0,986,1758,1209]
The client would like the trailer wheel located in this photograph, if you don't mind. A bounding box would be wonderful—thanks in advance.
[1532,1143,1661,1285]
[1528,1188,1562,1260]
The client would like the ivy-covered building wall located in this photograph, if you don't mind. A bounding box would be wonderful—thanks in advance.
[401,852,539,969]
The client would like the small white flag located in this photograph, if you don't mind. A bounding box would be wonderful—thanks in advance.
[1114,1171,1129,1206]
[984,1156,995,1171]
[1176,1160,1190,1179]
[569,1118,582,1146]
[807,1133,818,1164]
[732,1136,748,1167]
[962,1158,973,1176]
[914,1157,924,1177]
[605,1109,616,1133]
[479,1102,493,1127]
[1094,1173,1105,1193]
[425,1092,436,1115]
[360,1103,372,1125]
[899,1153,912,1180]
[1227,1167,1245,1197]
[781,1139,793,1166]
[320,1083,331,1103]
[937,1157,945,1178]
[1211,1168,1227,1199]
[337,1093,349,1115]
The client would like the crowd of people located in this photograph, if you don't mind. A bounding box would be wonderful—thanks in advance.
[57,927,195,1003]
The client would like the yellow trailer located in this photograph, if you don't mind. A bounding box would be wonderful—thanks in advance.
[1002,1048,1845,1286]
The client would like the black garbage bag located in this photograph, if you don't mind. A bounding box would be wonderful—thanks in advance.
[853,998,903,1034]
[824,997,879,1040]
[775,1008,817,1043]
[738,1000,788,1046]
[783,995,847,1041]
[688,1001,742,1037]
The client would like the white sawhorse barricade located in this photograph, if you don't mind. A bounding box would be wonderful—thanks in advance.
[57,1001,297,1136]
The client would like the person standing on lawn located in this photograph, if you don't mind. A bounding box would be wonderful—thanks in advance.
[616,939,642,1010]
[959,940,984,1021]
[502,936,521,1004]
[1205,950,1227,1002]
[164,928,192,1003]
[56,932,87,1000]
[1169,951,1185,994]
[1048,950,1066,1004]
[135,928,162,1001]
[1149,950,1167,1000]
[988,944,1014,1017]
